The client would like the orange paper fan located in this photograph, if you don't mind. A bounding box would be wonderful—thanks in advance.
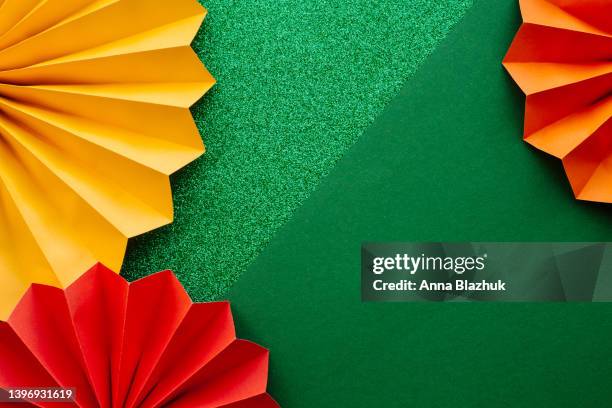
[0,264,278,408]
[503,0,612,203]
[0,0,215,318]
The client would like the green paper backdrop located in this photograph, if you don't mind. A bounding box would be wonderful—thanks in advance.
[122,0,612,405]
[228,0,612,406]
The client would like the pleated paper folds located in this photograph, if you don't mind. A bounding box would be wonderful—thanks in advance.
[503,0,612,203]
[0,264,278,408]
[0,0,215,318]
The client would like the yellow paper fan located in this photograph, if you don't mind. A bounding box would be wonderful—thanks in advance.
[0,0,214,318]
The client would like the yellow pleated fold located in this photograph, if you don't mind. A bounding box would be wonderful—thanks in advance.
[0,0,214,318]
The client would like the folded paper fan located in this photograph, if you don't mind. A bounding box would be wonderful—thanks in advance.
[0,0,215,318]
[0,264,279,408]
[503,0,612,203]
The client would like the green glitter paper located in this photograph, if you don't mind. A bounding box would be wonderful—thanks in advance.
[121,0,474,299]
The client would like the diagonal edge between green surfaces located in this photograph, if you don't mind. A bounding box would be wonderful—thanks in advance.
[121,0,476,302]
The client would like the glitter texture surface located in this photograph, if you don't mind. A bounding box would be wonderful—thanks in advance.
[121,0,474,299]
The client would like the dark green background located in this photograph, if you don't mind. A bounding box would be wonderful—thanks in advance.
[228,0,612,406]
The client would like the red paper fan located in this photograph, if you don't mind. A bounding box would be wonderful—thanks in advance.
[503,0,612,203]
[0,264,278,408]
